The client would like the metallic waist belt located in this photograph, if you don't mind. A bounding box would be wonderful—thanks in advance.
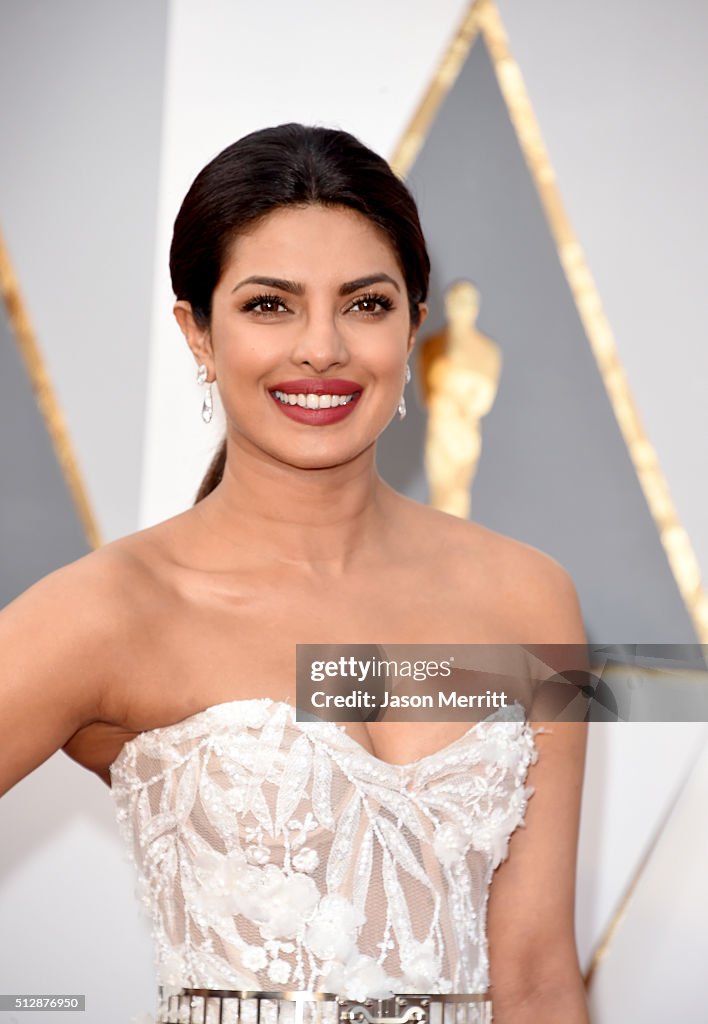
[157,988,493,1024]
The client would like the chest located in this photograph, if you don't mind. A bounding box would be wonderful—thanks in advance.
[65,567,526,785]
[164,570,513,689]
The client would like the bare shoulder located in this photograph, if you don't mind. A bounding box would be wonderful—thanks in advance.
[0,534,164,704]
[8,527,166,630]
[67,507,196,597]
[399,497,584,643]
[0,521,181,796]
[0,554,112,794]
[59,523,182,675]
[479,523,585,644]
[2,538,145,634]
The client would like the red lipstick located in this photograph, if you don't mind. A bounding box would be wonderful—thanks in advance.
[269,378,363,426]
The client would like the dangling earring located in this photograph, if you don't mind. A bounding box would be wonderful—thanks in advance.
[196,363,213,424]
[398,362,412,420]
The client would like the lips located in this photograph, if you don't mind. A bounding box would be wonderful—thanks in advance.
[268,378,363,425]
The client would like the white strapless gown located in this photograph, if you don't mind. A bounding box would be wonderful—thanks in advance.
[109,698,539,1021]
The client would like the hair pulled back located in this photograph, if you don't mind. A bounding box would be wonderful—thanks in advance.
[169,123,430,503]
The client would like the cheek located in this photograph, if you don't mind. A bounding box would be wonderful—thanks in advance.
[211,320,276,382]
[357,324,409,372]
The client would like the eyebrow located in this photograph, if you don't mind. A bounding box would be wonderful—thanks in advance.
[232,273,401,295]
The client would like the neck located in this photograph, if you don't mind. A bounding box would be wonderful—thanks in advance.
[195,433,397,577]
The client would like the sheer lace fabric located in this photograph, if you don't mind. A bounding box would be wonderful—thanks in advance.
[110,698,539,1009]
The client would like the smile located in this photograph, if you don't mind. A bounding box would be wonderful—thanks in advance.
[273,390,359,409]
[268,387,363,425]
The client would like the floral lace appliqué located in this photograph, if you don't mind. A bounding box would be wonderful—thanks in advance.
[110,698,538,1017]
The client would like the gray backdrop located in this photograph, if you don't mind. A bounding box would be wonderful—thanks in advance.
[377,34,697,645]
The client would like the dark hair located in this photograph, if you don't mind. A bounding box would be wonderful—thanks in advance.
[169,123,430,503]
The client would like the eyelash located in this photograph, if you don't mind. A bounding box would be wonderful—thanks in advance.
[348,292,395,315]
[239,291,395,317]
[240,293,288,315]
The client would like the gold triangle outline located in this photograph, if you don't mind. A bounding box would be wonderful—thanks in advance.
[390,0,708,646]
[0,226,102,550]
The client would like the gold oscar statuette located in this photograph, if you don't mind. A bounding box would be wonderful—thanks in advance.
[416,281,501,518]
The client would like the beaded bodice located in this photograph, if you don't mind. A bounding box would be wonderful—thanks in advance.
[109,698,539,1006]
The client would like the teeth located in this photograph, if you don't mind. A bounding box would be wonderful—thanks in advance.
[273,390,358,410]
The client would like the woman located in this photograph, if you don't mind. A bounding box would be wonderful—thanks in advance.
[1,124,589,1023]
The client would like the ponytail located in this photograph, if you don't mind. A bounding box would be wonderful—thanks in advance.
[194,438,227,504]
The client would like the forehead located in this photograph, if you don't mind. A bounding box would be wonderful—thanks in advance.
[221,204,402,282]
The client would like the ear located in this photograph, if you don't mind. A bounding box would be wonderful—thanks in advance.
[407,303,429,355]
[174,301,215,380]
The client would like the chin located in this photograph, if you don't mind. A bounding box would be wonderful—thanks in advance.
[289,451,358,471]
[282,441,368,470]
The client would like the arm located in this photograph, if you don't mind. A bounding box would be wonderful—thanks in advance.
[486,552,590,1024]
[0,549,127,797]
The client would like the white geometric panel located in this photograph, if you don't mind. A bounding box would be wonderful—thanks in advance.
[587,725,708,1021]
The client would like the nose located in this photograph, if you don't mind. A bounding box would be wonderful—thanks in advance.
[291,306,349,373]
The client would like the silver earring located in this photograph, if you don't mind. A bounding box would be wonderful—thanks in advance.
[196,363,213,424]
[398,362,411,420]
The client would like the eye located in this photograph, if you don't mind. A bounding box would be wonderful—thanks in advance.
[346,292,395,316]
[240,293,290,316]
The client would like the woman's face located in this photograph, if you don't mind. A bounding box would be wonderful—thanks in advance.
[176,203,427,471]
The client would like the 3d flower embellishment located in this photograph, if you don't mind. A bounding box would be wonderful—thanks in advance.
[432,821,469,867]
[476,734,525,770]
[246,844,271,866]
[241,945,268,972]
[240,701,271,730]
[305,894,365,961]
[192,848,319,938]
[267,958,292,984]
[246,864,320,939]
[399,937,443,992]
[321,950,397,1001]
[292,847,319,873]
